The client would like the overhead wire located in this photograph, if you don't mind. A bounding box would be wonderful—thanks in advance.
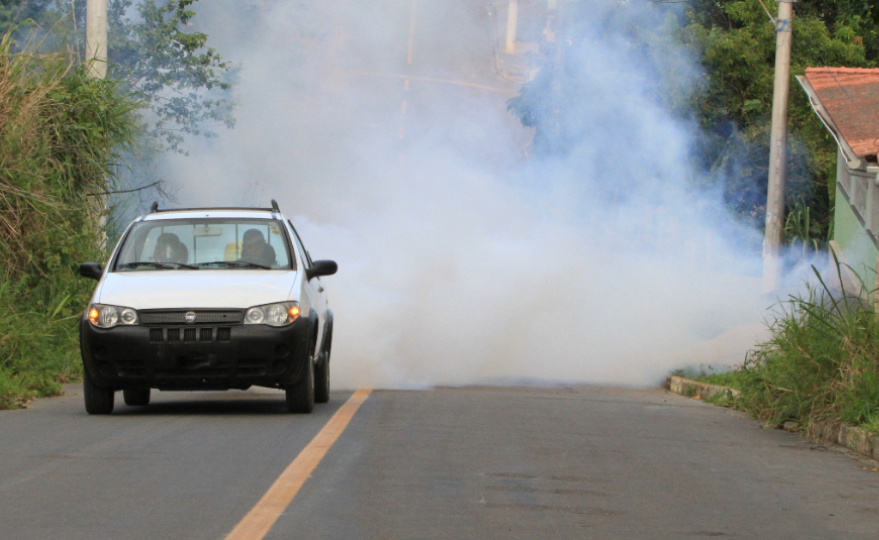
[755,0,776,25]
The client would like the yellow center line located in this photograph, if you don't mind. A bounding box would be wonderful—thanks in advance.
[223,390,372,540]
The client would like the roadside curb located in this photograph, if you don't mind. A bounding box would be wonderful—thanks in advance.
[809,420,879,462]
[664,375,739,400]
[665,375,879,462]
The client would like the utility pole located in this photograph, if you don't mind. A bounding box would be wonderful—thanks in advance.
[86,0,108,244]
[762,0,794,294]
[505,0,518,54]
[86,0,107,79]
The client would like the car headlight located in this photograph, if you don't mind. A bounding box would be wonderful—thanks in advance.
[88,304,138,328]
[244,302,300,327]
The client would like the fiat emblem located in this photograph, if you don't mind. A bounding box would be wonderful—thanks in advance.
[184,312,196,324]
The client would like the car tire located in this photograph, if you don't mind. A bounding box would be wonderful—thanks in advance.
[314,328,332,404]
[123,388,150,406]
[314,360,330,404]
[286,357,315,413]
[83,369,114,415]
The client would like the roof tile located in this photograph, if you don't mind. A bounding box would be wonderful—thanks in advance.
[804,67,879,157]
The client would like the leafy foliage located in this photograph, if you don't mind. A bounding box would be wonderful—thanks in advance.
[0,33,138,408]
[105,0,234,150]
[0,1,51,36]
[716,264,879,430]
[1,0,234,151]
[682,0,874,237]
[508,0,878,247]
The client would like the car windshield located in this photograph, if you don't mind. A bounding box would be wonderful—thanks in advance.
[114,218,294,271]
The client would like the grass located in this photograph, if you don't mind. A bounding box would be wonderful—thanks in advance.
[0,30,138,409]
[0,276,86,409]
[676,259,879,432]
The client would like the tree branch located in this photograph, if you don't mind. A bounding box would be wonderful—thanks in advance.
[86,180,163,197]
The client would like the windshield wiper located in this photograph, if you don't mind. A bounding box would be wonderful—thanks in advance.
[196,260,271,269]
[117,261,198,270]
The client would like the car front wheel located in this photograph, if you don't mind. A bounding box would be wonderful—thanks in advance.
[83,369,114,415]
[285,359,315,413]
[315,326,332,404]
[314,359,329,404]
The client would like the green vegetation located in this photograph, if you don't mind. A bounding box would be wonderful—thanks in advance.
[684,264,879,432]
[509,0,878,250]
[2,0,234,152]
[682,0,875,244]
[0,1,231,409]
[0,33,138,408]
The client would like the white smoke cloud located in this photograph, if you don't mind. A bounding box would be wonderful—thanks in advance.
[153,0,786,389]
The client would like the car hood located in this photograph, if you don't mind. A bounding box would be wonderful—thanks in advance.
[96,270,298,309]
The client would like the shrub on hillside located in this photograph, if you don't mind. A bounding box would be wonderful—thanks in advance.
[0,33,138,408]
[725,267,879,431]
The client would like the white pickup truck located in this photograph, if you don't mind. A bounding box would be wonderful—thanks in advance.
[78,201,336,415]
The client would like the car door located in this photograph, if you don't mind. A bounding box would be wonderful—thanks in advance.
[287,221,328,357]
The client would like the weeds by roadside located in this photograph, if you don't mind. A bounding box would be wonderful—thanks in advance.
[679,260,879,434]
[0,31,138,409]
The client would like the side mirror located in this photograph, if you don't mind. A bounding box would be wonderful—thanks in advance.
[79,263,103,281]
[306,260,338,280]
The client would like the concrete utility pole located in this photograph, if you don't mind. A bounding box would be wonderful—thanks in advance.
[86,0,107,78]
[86,0,108,245]
[762,0,794,294]
[505,0,518,54]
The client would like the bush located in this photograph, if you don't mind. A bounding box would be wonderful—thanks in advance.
[0,32,138,408]
[717,265,879,430]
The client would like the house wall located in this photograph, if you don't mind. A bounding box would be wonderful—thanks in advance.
[833,164,879,291]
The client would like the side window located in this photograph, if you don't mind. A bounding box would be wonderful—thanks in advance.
[287,220,311,270]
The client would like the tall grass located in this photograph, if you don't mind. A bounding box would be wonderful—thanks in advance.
[710,260,879,432]
[0,31,138,408]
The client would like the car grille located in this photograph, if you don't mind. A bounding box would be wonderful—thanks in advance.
[139,311,243,325]
[147,327,232,343]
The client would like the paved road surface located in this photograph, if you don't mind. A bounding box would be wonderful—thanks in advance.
[4,1,878,538]
[1,386,879,539]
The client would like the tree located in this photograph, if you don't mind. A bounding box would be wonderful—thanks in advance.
[508,0,877,247]
[1,0,234,152]
[682,0,872,238]
[0,0,50,36]
[104,0,234,151]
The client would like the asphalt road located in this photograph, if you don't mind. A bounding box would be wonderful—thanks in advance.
[5,1,878,538]
[1,385,879,539]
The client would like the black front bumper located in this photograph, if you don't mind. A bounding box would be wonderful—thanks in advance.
[80,314,310,391]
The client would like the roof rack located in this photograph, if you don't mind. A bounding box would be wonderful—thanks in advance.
[148,201,281,214]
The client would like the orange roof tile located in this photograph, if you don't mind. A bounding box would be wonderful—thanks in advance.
[804,67,879,157]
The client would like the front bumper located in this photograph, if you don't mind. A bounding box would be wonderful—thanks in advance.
[80,313,310,391]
